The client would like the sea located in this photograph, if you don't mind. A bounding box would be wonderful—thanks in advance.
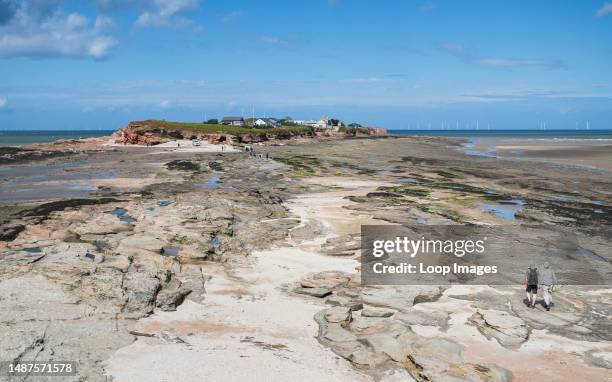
[0,130,115,146]
[389,129,612,139]
[2,129,612,147]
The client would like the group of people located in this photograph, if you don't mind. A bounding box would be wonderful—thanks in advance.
[244,146,270,160]
[525,261,557,311]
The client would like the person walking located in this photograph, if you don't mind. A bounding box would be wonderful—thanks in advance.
[525,263,538,308]
[539,261,557,311]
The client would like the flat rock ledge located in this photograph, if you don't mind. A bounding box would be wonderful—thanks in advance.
[469,309,530,348]
[314,308,512,382]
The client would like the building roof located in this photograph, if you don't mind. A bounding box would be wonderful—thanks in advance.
[222,116,244,122]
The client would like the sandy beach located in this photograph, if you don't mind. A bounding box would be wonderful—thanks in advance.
[104,138,241,153]
[466,138,612,171]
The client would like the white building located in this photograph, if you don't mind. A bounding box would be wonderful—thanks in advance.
[295,116,332,129]
[253,118,281,127]
[254,119,267,127]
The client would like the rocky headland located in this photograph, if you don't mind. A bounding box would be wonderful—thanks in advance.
[113,120,388,146]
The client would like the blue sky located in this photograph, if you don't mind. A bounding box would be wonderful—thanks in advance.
[0,0,611,130]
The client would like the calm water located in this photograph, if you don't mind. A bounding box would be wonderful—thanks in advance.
[0,130,114,146]
[389,129,612,139]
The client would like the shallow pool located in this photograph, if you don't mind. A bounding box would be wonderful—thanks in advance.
[480,199,525,221]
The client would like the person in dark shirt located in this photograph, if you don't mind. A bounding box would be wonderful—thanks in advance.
[525,263,538,308]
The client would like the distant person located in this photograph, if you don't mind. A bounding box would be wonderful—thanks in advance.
[539,261,557,311]
[265,153,269,160]
[525,263,538,308]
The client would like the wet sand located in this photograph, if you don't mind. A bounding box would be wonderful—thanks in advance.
[469,138,612,171]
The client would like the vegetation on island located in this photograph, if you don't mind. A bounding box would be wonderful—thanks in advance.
[338,125,370,134]
[131,119,314,136]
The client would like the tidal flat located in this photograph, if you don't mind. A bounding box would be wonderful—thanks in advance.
[1,136,611,381]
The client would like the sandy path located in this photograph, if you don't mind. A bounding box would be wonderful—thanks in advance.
[104,178,384,382]
[104,139,240,153]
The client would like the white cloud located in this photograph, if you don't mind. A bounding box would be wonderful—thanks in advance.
[0,1,117,59]
[0,97,6,109]
[596,2,612,17]
[439,41,566,70]
[135,0,200,30]
[9,79,612,114]
[475,58,565,69]
[462,86,612,102]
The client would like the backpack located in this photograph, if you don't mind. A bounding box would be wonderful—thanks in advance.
[527,268,538,285]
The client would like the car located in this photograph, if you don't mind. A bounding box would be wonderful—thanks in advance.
[192,140,201,147]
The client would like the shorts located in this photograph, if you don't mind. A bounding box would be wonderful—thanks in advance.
[526,285,538,293]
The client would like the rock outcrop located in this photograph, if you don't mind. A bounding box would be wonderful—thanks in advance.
[469,309,530,347]
[314,307,512,381]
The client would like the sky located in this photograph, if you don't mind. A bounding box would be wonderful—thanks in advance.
[0,0,611,130]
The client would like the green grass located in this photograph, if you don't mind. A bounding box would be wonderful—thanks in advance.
[132,120,313,136]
